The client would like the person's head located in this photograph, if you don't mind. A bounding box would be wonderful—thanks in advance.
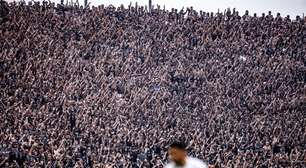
[168,142,187,166]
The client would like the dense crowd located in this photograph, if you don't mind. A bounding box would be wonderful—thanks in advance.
[1,1,306,167]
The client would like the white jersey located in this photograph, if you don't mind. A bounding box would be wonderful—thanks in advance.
[165,157,208,168]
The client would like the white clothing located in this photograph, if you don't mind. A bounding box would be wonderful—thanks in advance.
[165,157,208,168]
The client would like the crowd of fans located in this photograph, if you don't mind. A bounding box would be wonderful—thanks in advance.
[1,0,306,167]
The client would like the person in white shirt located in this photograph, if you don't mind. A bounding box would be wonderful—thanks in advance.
[165,142,208,168]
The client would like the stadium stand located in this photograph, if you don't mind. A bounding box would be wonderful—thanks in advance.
[0,1,305,167]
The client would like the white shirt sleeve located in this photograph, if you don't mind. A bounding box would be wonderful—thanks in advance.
[164,163,174,168]
[188,157,208,168]
[165,158,208,168]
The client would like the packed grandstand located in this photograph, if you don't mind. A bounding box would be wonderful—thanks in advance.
[0,1,305,167]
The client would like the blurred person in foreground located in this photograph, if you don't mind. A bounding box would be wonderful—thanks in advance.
[165,142,209,168]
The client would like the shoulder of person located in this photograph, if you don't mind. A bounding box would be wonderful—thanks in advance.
[164,162,174,168]
[188,157,208,168]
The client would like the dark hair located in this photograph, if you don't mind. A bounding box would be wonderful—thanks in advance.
[170,142,187,150]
